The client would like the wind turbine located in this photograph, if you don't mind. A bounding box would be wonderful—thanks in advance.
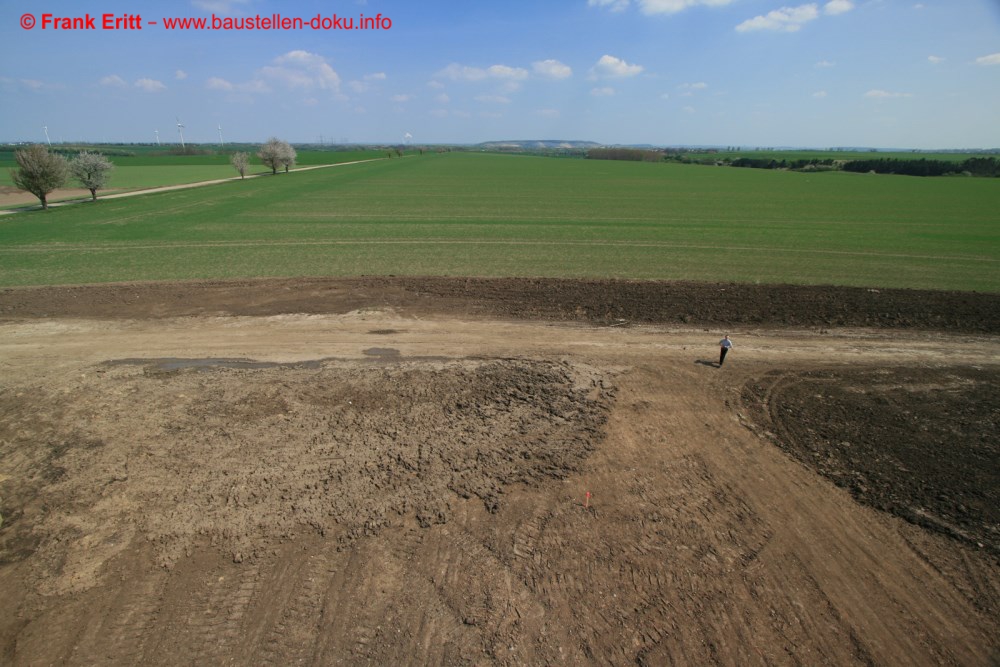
[217,123,224,149]
[43,125,52,146]
[176,116,186,149]
[154,129,160,146]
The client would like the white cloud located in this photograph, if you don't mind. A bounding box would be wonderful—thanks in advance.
[349,81,370,93]
[823,0,853,15]
[206,76,268,94]
[864,89,913,99]
[813,90,828,98]
[815,60,835,68]
[100,74,127,87]
[591,54,644,78]
[475,94,511,104]
[364,72,387,81]
[927,55,944,64]
[679,81,708,90]
[637,0,737,15]
[191,0,252,15]
[175,70,188,80]
[259,50,340,91]
[438,64,488,81]
[736,4,819,32]
[0,76,56,92]
[975,52,1000,66]
[533,59,573,80]
[435,93,450,104]
[660,93,670,100]
[536,108,560,118]
[437,63,528,83]
[487,65,529,80]
[427,80,445,89]
[206,77,234,91]
[391,94,413,103]
[589,0,630,11]
[591,0,738,13]
[134,78,166,92]
[591,86,616,96]
[682,105,696,113]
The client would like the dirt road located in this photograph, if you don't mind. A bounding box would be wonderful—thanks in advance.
[0,281,997,665]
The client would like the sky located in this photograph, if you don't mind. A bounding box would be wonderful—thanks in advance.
[1,0,999,148]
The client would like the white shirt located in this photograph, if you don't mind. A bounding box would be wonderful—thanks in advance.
[719,338,733,349]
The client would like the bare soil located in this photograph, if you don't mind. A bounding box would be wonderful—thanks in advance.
[0,185,93,209]
[0,278,998,666]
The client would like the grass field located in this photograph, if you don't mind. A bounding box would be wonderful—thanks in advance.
[0,149,384,193]
[1,152,997,291]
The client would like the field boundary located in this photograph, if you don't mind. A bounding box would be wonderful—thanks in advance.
[0,158,387,215]
[1,276,997,332]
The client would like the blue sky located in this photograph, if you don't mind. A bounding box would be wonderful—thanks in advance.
[2,0,998,147]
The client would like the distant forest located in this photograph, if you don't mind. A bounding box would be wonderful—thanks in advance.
[839,157,999,177]
[586,148,1000,177]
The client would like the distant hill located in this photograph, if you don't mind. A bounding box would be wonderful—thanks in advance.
[475,140,602,151]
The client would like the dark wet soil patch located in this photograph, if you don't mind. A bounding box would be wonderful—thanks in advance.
[2,277,997,332]
[741,366,1000,557]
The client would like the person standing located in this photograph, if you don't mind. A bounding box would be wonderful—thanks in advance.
[719,335,733,366]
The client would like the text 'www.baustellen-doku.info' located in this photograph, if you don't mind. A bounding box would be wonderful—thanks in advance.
[19,12,393,32]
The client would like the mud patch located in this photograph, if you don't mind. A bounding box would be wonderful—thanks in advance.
[0,358,613,592]
[741,366,1000,557]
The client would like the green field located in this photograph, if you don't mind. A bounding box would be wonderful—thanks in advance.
[1,152,997,291]
[0,149,384,195]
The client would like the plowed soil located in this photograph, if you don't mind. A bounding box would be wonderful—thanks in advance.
[0,278,998,666]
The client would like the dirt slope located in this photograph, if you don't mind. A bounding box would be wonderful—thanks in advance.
[0,282,997,665]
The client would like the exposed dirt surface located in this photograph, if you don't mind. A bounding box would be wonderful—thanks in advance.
[0,280,998,665]
[1,276,998,332]
[0,185,94,209]
[741,367,999,559]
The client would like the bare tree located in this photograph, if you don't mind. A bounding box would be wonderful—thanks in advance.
[230,151,250,179]
[11,145,69,210]
[257,137,295,175]
[69,151,115,201]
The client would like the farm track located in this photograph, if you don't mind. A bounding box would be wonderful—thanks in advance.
[0,158,386,214]
[0,279,997,665]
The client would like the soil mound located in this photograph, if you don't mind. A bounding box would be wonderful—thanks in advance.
[0,358,613,590]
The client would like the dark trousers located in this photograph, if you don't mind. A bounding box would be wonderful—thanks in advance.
[719,347,729,365]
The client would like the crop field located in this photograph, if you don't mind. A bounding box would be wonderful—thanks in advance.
[1,152,998,291]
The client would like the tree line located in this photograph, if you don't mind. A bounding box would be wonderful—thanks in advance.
[586,148,662,162]
[840,157,999,177]
[9,137,299,209]
[729,155,998,177]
